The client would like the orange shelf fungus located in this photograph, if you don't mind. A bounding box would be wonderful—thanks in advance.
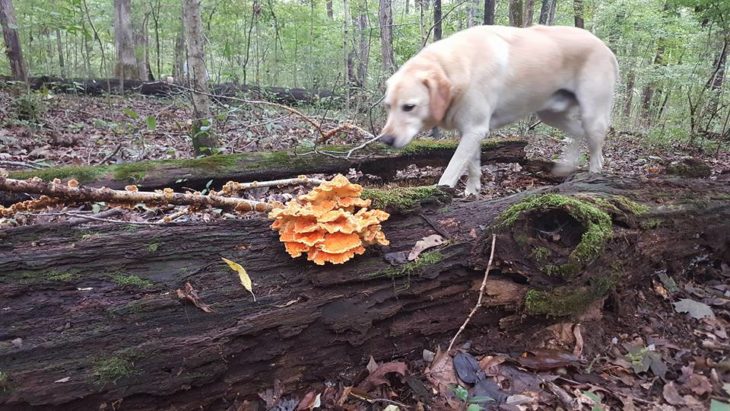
[269,174,390,265]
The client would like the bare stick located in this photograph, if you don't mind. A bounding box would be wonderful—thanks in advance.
[0,160,47,170]
[16,212,166,226]
[0,177,276,217]
[446,233,497,353]
[221,176,324,195]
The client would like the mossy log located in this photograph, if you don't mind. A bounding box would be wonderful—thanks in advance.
[1,175,728,410]
[2,76,336,105]
[8,138,531,191]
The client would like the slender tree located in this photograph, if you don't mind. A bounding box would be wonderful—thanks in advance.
[484,0,496,25]
[524,0,534,26]
[379,0,395,74]
[509,0,524,27]
[182,0,218,155]
[0,0,27,80]
[114,0,140,81]
[433,0,442,41]
[538,0,556,25]
[574,0,585,28]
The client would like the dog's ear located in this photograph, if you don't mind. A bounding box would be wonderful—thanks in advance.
[423,70,452,123]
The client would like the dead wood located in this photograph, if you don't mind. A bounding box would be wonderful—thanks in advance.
[8,138,531,191]
[0,175,728,410]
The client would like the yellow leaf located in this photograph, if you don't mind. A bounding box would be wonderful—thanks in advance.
[222,257,256,301]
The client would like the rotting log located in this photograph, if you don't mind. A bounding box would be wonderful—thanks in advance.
[1,175,728,410]
[1,76,336,106]
[8,138,533,191]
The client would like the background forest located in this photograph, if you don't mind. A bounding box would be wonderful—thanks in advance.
[1,0,728,150]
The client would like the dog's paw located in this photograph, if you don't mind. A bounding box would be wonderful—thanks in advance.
[552,162,578,177]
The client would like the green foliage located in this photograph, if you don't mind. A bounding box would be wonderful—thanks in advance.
[362,185,450,213]
[524,276,616,317]
[111,273,154,288]
[93,357,134,385]
[10,93,45,123]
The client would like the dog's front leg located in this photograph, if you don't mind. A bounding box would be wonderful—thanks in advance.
[464,151,482,196]
[437,131,485,191]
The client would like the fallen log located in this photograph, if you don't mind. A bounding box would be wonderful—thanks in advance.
[2,76,336,106]
[0,175,728,410]
[8,138,532,191]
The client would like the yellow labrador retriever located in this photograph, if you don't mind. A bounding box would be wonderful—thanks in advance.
[378,25,618,195]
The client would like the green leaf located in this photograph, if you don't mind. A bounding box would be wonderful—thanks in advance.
[452,385,468,402]
[711,400,730,411]
[466,405,482,411]
[123,108,139,120]
[145,116,157,130]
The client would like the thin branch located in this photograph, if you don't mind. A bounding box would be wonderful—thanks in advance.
[221,176,325,194]
[0,160,47,170]
[447,233,497,353]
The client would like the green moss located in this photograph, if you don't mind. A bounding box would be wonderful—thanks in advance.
[372,251,444,279]
[47,271,77,282]
[111,273,153,288]
[146,243,160,253]
[10,164,109,183]
[111,162,155,182]
[524,276,615,317]
[640,218,662,229]
[93,357,134,384]
[495,194,613,276]
[610,195,650,215]
[172,154,239,171]
[530,246,551,265]
[398,137,517,155]
[0,370,8,392]
[363,186,450,212]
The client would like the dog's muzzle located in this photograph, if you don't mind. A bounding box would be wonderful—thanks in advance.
[378,134,397,146]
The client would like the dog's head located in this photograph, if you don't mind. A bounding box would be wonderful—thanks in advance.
[378,65,452,148]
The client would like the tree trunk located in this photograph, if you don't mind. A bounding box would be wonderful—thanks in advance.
[524,0,534,26]
[326,0,334,19]
[573,0,584,28]
[114,0,140,82]
[7,138,533,192]
[173,18,185,81]
[483,0,496,25]
[538,0,555,25]
[55,29,65,78]
[1,175,727,409]
[182,0,218,155]
[467,0,479,27]
[509,0,524,27]
[433,0,442,41]
[378,0,396,74]
[0,0,27,80]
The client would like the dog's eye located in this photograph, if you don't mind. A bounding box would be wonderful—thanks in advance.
[402,104,416,112]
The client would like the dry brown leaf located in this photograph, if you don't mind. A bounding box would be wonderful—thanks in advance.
[176,282,214,313]
[357,361,408,392]
[408,234,445,261]
[573,324,584,357]
[425,347,457,394]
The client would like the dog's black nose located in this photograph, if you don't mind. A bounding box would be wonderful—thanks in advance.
[379,134,396,146]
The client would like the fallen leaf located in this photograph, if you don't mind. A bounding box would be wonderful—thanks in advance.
[711,399,730,411]
[516,350,578,371]
[573,324,584,357]
[54,377,70,383]
[453,352,483,384]
[296,391,321,410]
[685,373,713,396]
[176,282,214,313]
[222,257,256,301]
[425,347,457,394]
[366,356,379,374]
[382,406,400,411]
[408,234,445,261]
[357,361,408,392]
[662,382,684,406]
[673,298,715,320]
[471,378,508,405]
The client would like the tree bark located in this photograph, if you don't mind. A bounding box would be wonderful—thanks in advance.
[433,0,442,41]
[0,0,27,80]
[524,0,534,26]
[182,0,218,155]
[509,0,524,27]
[114,0,140,82]
[7,138,533,192]
[55,29,65,78]
[326,0,334,18]
[483,0,496,25]
[573,0,584,28]
[538,0,555,25]
[1,175,728,409]
[378,0,396,74]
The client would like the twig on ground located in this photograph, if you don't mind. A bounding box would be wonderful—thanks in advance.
[99,144,123,165]
[221,176,325,195]
[0,160,47,170]
[0,176,276,218]
[17,211,164,226]
[447,233,497,353]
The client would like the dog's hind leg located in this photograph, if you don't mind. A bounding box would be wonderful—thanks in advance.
[537,104,585,176]
[575,57,617,173]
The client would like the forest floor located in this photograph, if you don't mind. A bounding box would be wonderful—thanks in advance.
[1,91,729,410]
